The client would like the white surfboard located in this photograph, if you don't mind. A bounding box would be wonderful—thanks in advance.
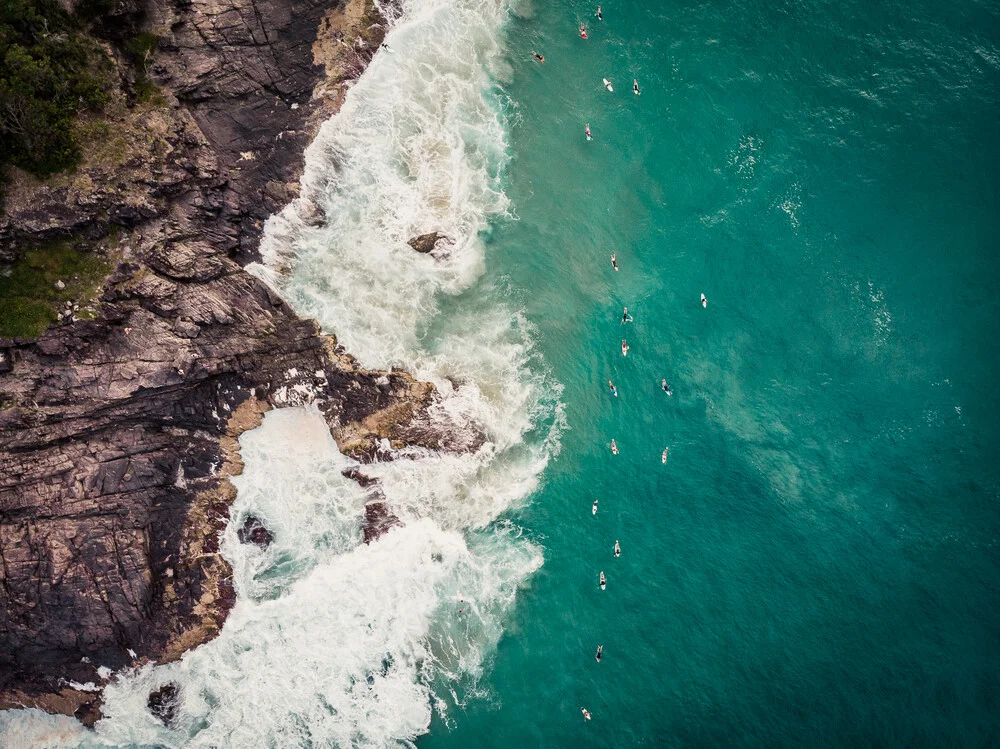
[603,78,613,92]
[662,447,668,464]
[599,571,606,590]
[592,501,598,515]
[701,293,707,308]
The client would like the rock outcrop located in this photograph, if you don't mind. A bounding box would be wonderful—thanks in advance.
[0,0,475,726]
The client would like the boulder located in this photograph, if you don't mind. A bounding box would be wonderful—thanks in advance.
[236,515,274,549]
[147,684,180,726]
[406,232,452,254]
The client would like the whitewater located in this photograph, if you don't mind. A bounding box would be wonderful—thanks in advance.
[0,0,558,746]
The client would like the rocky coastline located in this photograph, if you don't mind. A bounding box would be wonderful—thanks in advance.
[0,0,471,726]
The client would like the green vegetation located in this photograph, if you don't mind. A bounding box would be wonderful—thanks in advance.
[123,32,163,104]
[0,240,110,339]
[0,0,111,180]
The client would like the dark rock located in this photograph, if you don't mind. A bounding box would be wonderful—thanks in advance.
[236,515,274,549]
[341,466,378,488]
[407,232,452,254]
[147,684,180,726]
[363,501,402,544]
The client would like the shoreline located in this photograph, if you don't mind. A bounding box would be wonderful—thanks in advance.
[0,0,459,726]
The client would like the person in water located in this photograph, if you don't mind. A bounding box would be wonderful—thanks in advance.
[633,78,640,95]
[582,707,592,721]
[592,499,599,514]
[585,123,592,140]
[595,645,603,662]
[611,439,619,455]
[611,253,619,271]
[580,24,588,39]
[621,339,629,356]
[532,51,545,62]
[381,42,392,52]
[662,378,673,396]
[614,540,621,557]
[622,306,632,324]
[608,380,617,397]
[596,5,603,20]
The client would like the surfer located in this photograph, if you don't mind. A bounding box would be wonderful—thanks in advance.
[610,253,619,271]
[381,42,392,52]
[661,378,673,396]
[621,339,629,357]
[614,540,621,557]
[595,645,603,662]
[532,51,545,62]
[592,499,599,515]
[611,439,619,455]
[599,571,606,589]
[580,24,588,39]
[582,707,592,721]
[633,78,640,95]
[621,306,632,324]
[701,293,708,308]
[603,77,613,92]
[585,123,592,140]
[596,5,603,20]
[608,380,617,397]
[662,446,669,464]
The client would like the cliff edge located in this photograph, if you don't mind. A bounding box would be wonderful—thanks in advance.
[0,0,466,726]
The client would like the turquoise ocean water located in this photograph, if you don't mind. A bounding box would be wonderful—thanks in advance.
[424,0,1000,746]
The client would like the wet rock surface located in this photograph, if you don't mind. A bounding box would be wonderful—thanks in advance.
[407,232,453,255]
[0,0,475,725]
[237,515,274,549]
[147,683,180,726]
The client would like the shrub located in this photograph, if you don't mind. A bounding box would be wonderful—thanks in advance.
[0,0,111,179]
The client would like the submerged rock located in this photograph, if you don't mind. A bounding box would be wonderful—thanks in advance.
[237,515,274,549]
[363,501,402,544]
[147,684,180,726]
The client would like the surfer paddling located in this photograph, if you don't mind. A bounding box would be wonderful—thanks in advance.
[614,540,621,557]
[661,378,673,396]
[621,339,629,357]
[592,499,599,515]
[532,51,545,62]
[621,306,632,324]
[580,24,588,39]
[662,446,669,464]
[611,439,619,455]
[596,5,603,20]
[585,123,592,140]
[701,293,708,308]
[633,78,640,95]
[595,645,603,661]
[603,77,613,92]
[582,707,592,721]
[599,571,606,589]
[610,253,619,271]
[608,380,617,397]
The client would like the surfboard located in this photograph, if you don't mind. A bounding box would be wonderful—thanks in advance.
[662,447,668,464]
[592,502,598,515]
[701,293,708,308]
[603,78,613,92]
[599,572,606,590]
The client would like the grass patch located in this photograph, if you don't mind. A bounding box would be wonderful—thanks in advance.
[0,241,111,339]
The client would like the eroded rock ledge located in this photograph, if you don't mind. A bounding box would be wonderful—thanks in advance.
[0,0,477,726]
